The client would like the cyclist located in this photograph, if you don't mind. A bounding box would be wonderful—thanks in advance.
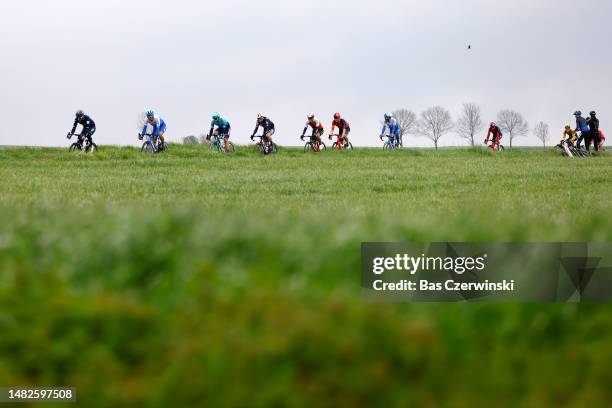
[562,125,577,147]
[329,113,351,149]
[301,113,324,147]
[68,110,96,145]
[574,111,590,149]
[380,112,401,147]
[485,122,503,150]
[251,114,275,151]
[139,110,167,150]
[207,112,231,152]
[587,111,600,152]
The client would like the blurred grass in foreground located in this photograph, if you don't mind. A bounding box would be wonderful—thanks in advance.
[0,146,611,406]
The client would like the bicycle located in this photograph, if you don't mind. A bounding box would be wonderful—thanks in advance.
[209,133,236,153]
[485,139,505,152]
[570,144,592,157]
[251,135,277,155]
[139,133,167,153]
[67,133,97,153]
[381,134,400,150]
[556,141,575,157]
[330,134,353,150]
[301,135,326,153]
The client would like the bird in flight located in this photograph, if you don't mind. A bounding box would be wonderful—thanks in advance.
[468,45,471,50]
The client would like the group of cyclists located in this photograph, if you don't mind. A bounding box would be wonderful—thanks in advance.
[67,109,603,154]
[483,110,605,154]
[560,111,605,152]
[299,113,353,151]
[67,110,402,153]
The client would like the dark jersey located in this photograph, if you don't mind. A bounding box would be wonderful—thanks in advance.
[253,117,275,134]
[71,115,96,134]
[587,116,599,133]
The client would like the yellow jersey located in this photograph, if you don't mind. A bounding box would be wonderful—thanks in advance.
[563,129,577,143]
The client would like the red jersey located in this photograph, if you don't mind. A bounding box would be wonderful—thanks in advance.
[331,118,350,133]
[486,126,502,142]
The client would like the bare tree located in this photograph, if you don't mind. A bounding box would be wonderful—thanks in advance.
[533,121,550,148]
[496,110,529,148]
[183,135,198,145]
[418,106,454,150]
[456,103,484,146]
[392,109,417,146]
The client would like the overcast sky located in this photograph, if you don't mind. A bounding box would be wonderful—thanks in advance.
[0,0,610,147]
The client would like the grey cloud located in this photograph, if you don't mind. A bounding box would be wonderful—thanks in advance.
[0,0,610,147]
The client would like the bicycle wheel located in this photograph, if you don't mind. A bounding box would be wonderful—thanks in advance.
[69,143,81,152]
[142,142,155,153]
[85,143,98,153]
[332,142,340,150]
[209,141,221,152]
[254,143,263,153]
[268,143,278,154]
[304,143,312,153]
[383,142,393,151]
[227,142,236,153]
[319,142,326,151]
[346,142,353,150]
[498,145,505,152]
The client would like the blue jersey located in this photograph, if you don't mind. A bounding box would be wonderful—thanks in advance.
[142,115,167,137]
[575,116,590,133]
[382,118,400,135]
[211,117,230,130]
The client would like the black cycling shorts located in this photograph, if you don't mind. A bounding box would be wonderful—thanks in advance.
[217,126,231,138]
[311,127,324,137]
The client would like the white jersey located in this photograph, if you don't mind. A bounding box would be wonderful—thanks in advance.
[146,114,162,127]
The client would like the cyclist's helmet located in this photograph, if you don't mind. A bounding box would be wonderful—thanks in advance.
[76,110,84,118]
[212,112,220,120]
[334,112,341,120]
[145,110,155,118]
[490,122,497,127]
[257,113,263,120]
[565,125,571,129]
[307,113,315,120]
[384,112,393,120]
[590,111,596,116]
[574,110,582,116]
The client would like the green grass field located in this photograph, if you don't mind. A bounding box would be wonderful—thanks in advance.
[1,145,612,407]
